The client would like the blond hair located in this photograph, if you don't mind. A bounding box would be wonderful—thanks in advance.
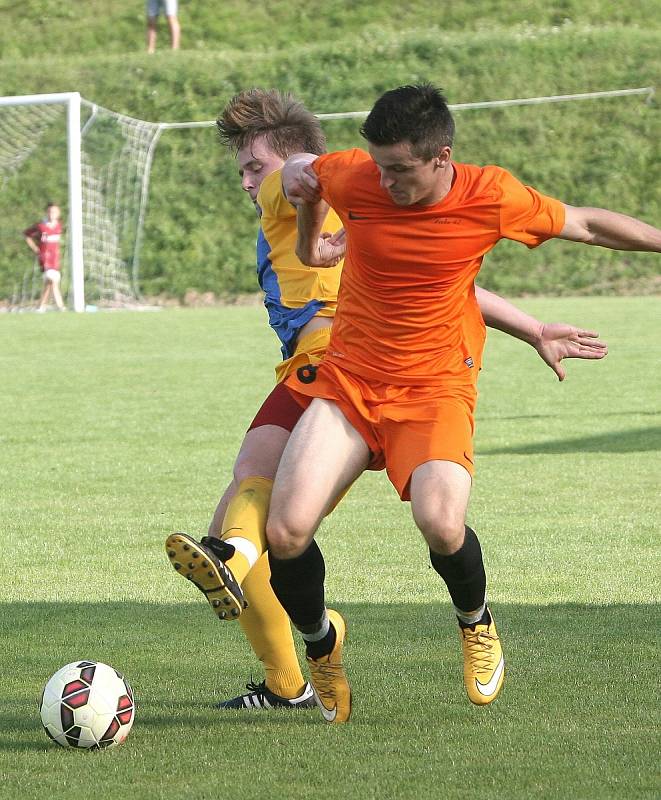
[217,88,326,158]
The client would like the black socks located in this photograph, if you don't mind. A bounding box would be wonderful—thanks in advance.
[429,525,487,620]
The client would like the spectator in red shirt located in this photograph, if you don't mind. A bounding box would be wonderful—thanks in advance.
[24,202,66,312]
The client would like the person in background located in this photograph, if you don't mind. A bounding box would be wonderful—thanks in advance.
[24,202,66,312]
[146,0,180,53]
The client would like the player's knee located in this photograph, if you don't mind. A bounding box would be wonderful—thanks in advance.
[265,515,309,559]
[233,461,275,484]
[414,508,465,554]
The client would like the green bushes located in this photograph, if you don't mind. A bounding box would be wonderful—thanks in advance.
[1,4,658,299]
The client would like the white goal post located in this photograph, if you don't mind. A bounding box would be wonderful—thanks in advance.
[0,92,85,311]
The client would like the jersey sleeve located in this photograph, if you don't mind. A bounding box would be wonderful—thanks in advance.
[496,168,566,248]
[257,169,293,219]
[23,223,39,238]
[312,149,371,213]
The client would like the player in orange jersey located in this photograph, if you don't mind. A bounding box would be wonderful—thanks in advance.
[255,83,661,723]
[166,87,611,714]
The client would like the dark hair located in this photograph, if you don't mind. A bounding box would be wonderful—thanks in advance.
[217,88,326,158]
[360,83,455,160]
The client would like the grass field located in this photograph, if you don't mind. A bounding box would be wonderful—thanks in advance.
[0,298,659,799]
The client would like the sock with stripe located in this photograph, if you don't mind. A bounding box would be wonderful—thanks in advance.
[219,476,272,585]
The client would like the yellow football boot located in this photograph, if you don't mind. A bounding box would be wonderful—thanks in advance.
[165,532,247,620]
[460,609,504,705]
[307,609,351,723]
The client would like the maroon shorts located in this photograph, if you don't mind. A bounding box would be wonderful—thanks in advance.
[247,381,305,433]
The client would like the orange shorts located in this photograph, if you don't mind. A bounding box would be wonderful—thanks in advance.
[285,361,478,501]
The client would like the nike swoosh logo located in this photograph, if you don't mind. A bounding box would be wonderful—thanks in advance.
[475,655,505,696]
[314,692,337,722]
[348,211,368,220]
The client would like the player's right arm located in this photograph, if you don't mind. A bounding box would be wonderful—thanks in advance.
[281,153,321,206]
[282,153,346,267]
[295,203,346,267]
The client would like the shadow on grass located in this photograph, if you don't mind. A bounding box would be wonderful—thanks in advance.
[480,425,661,455]
[1,600,658,752]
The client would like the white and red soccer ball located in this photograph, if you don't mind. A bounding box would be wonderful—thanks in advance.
[40,660,135,749]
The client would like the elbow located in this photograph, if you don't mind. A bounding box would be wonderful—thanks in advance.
[295,243,313,267]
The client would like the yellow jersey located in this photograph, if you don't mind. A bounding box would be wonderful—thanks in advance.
[256,169,343,360]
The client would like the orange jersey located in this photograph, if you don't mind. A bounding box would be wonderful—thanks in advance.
[313,149,566,386]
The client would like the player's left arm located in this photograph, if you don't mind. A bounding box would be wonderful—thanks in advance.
[558,205,661,251]
[476,286,608,381]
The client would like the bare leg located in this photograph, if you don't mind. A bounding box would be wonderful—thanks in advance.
[410,460,472,554]
[207,424,291,538]
[146,16,157,53]
[37,282,51,311]
[208,479,236,538]
[267,398,370,559]
[51,279,66,311]
[166,15,180,49]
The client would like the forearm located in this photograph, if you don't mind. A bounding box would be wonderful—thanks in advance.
[24,236,39,254]
[560,205,661,251]
[475,286,542,345]
[295,201,330,266]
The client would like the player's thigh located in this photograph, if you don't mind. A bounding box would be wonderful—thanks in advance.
[233,382,305,482]
[410,460,472,552]
[269,398,370,534]
[233,425,291,484]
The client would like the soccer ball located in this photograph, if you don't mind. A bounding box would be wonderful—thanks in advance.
[39,660,135,749]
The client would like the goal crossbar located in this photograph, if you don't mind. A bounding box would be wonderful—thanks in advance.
[152,86,655,127]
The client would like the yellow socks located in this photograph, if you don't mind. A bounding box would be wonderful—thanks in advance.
[240,554,307,700]
[221,475,307,699]
[221,476,272,585]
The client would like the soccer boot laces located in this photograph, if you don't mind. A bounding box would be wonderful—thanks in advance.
[306,609,352,724]
[165,532,247,620]
[216,680,315,710]
[460,608,504,705]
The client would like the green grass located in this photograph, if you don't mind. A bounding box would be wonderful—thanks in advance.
[0,1,659,299]
[0,298,659,799]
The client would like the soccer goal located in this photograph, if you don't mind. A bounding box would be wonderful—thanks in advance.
[0,92,163,311]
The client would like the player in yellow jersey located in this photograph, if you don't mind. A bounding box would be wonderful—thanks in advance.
[165,88,608,710]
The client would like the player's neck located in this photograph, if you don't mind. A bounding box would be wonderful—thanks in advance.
[421,163,455,206]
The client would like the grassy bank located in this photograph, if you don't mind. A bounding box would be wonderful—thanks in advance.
[1,3,659,299]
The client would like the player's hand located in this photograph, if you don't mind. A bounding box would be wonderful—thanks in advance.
[282,159,321,206]
[308,229,346,267]
[534,323,608,381]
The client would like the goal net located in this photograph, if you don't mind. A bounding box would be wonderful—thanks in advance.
[0,93,162,310]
